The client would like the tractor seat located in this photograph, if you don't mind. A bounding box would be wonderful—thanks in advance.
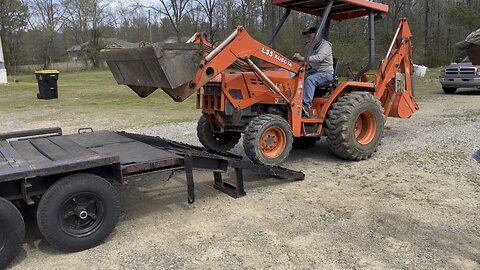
[314,58,339,97]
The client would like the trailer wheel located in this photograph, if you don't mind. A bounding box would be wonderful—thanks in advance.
[244,114,293,165]
[197,115,241,152]
[325,92,384,160]
[0,197,25,269]
[442,87,457,94]
[37,173,120,252]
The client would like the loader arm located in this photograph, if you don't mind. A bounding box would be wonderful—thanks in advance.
[373,18,418,119]
[166,26,302,102]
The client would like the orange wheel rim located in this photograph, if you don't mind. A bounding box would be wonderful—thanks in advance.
[354,111,376,145]
[260,126,286,158]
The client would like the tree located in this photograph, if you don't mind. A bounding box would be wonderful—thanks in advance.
[28,0,66,69]
[447,3,480,30]
[196,0,218,41]
[116,5,150,42]
[0,0,28,71]
[4,0,480,72]
[62,0,112,68]
[142,0,192,42]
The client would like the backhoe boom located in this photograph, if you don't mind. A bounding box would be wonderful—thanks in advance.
[374,18,418,119]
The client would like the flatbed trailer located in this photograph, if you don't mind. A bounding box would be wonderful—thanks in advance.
[0,127,304,269]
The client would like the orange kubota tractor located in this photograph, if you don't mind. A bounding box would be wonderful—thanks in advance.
[103,0,418,166]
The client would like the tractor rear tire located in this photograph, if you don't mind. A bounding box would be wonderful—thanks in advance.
[0,197,25,269]
[325,92,384,160]
[243,114,293,165]
[37,173,120,252]
[197,115,241,152]
[442,87,457,94]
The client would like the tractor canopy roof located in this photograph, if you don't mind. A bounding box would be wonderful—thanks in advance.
[272,0,389,21]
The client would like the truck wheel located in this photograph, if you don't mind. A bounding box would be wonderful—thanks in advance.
[197,115,241,152]
[293,137,318,149]
[244,114,293,165]
[325,92,384,160]
[442,87,457,94]
[37,173,120,252]
[0,197,25,269]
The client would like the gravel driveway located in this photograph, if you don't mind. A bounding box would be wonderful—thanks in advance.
[6,91,480,270]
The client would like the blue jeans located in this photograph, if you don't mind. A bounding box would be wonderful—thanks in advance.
[303,72,333,110]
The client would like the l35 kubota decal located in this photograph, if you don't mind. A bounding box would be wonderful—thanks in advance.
[261,47,293,67]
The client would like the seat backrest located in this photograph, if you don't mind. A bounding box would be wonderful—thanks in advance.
[332,58,339,77]
[333,57,340,85]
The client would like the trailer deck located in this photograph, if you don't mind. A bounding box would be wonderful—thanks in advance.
[0,127,304,203]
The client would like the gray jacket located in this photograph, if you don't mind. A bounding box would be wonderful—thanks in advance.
[300,39,334,73]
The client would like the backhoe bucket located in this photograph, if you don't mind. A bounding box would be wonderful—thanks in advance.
[102,43,202,102]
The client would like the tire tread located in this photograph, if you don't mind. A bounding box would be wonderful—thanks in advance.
[36,173,120,252]
[325,92,384,160]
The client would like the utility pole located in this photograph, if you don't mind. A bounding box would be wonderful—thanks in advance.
[0,34,7,85]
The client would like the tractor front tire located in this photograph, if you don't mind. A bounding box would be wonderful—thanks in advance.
[197,115,241,152]
[37,173,120,252]
[0,197,25,269]
[325,92,384,160]
[243,114,293,165]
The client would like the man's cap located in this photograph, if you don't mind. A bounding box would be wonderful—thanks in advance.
[456,29,480,50]
[302,27,317,35]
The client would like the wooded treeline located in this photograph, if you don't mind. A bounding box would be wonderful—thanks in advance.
[1,0,479,73]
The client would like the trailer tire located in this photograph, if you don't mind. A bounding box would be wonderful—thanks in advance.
[325,92,384,160]
[0,198,24,269]
[244,114,293,165]
[37,173,120,252]
[197,115,241,152]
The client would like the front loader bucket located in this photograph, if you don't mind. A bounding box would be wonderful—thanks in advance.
[102,43,202,102]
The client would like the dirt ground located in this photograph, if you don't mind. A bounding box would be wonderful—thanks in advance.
[5,89,480,269]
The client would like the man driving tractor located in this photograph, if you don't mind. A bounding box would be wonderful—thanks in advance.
[293,27,334,117]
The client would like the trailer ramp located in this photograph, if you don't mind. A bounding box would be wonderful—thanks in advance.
[118,132,305,202]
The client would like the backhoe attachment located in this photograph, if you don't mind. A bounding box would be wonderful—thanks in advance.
[374,18,419,119]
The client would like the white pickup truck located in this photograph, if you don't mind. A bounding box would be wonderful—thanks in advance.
[439,57,480,93]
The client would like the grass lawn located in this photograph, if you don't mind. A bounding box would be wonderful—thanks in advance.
[0,67,444,134]
[0,70,200,133]
[411,67,444,99]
